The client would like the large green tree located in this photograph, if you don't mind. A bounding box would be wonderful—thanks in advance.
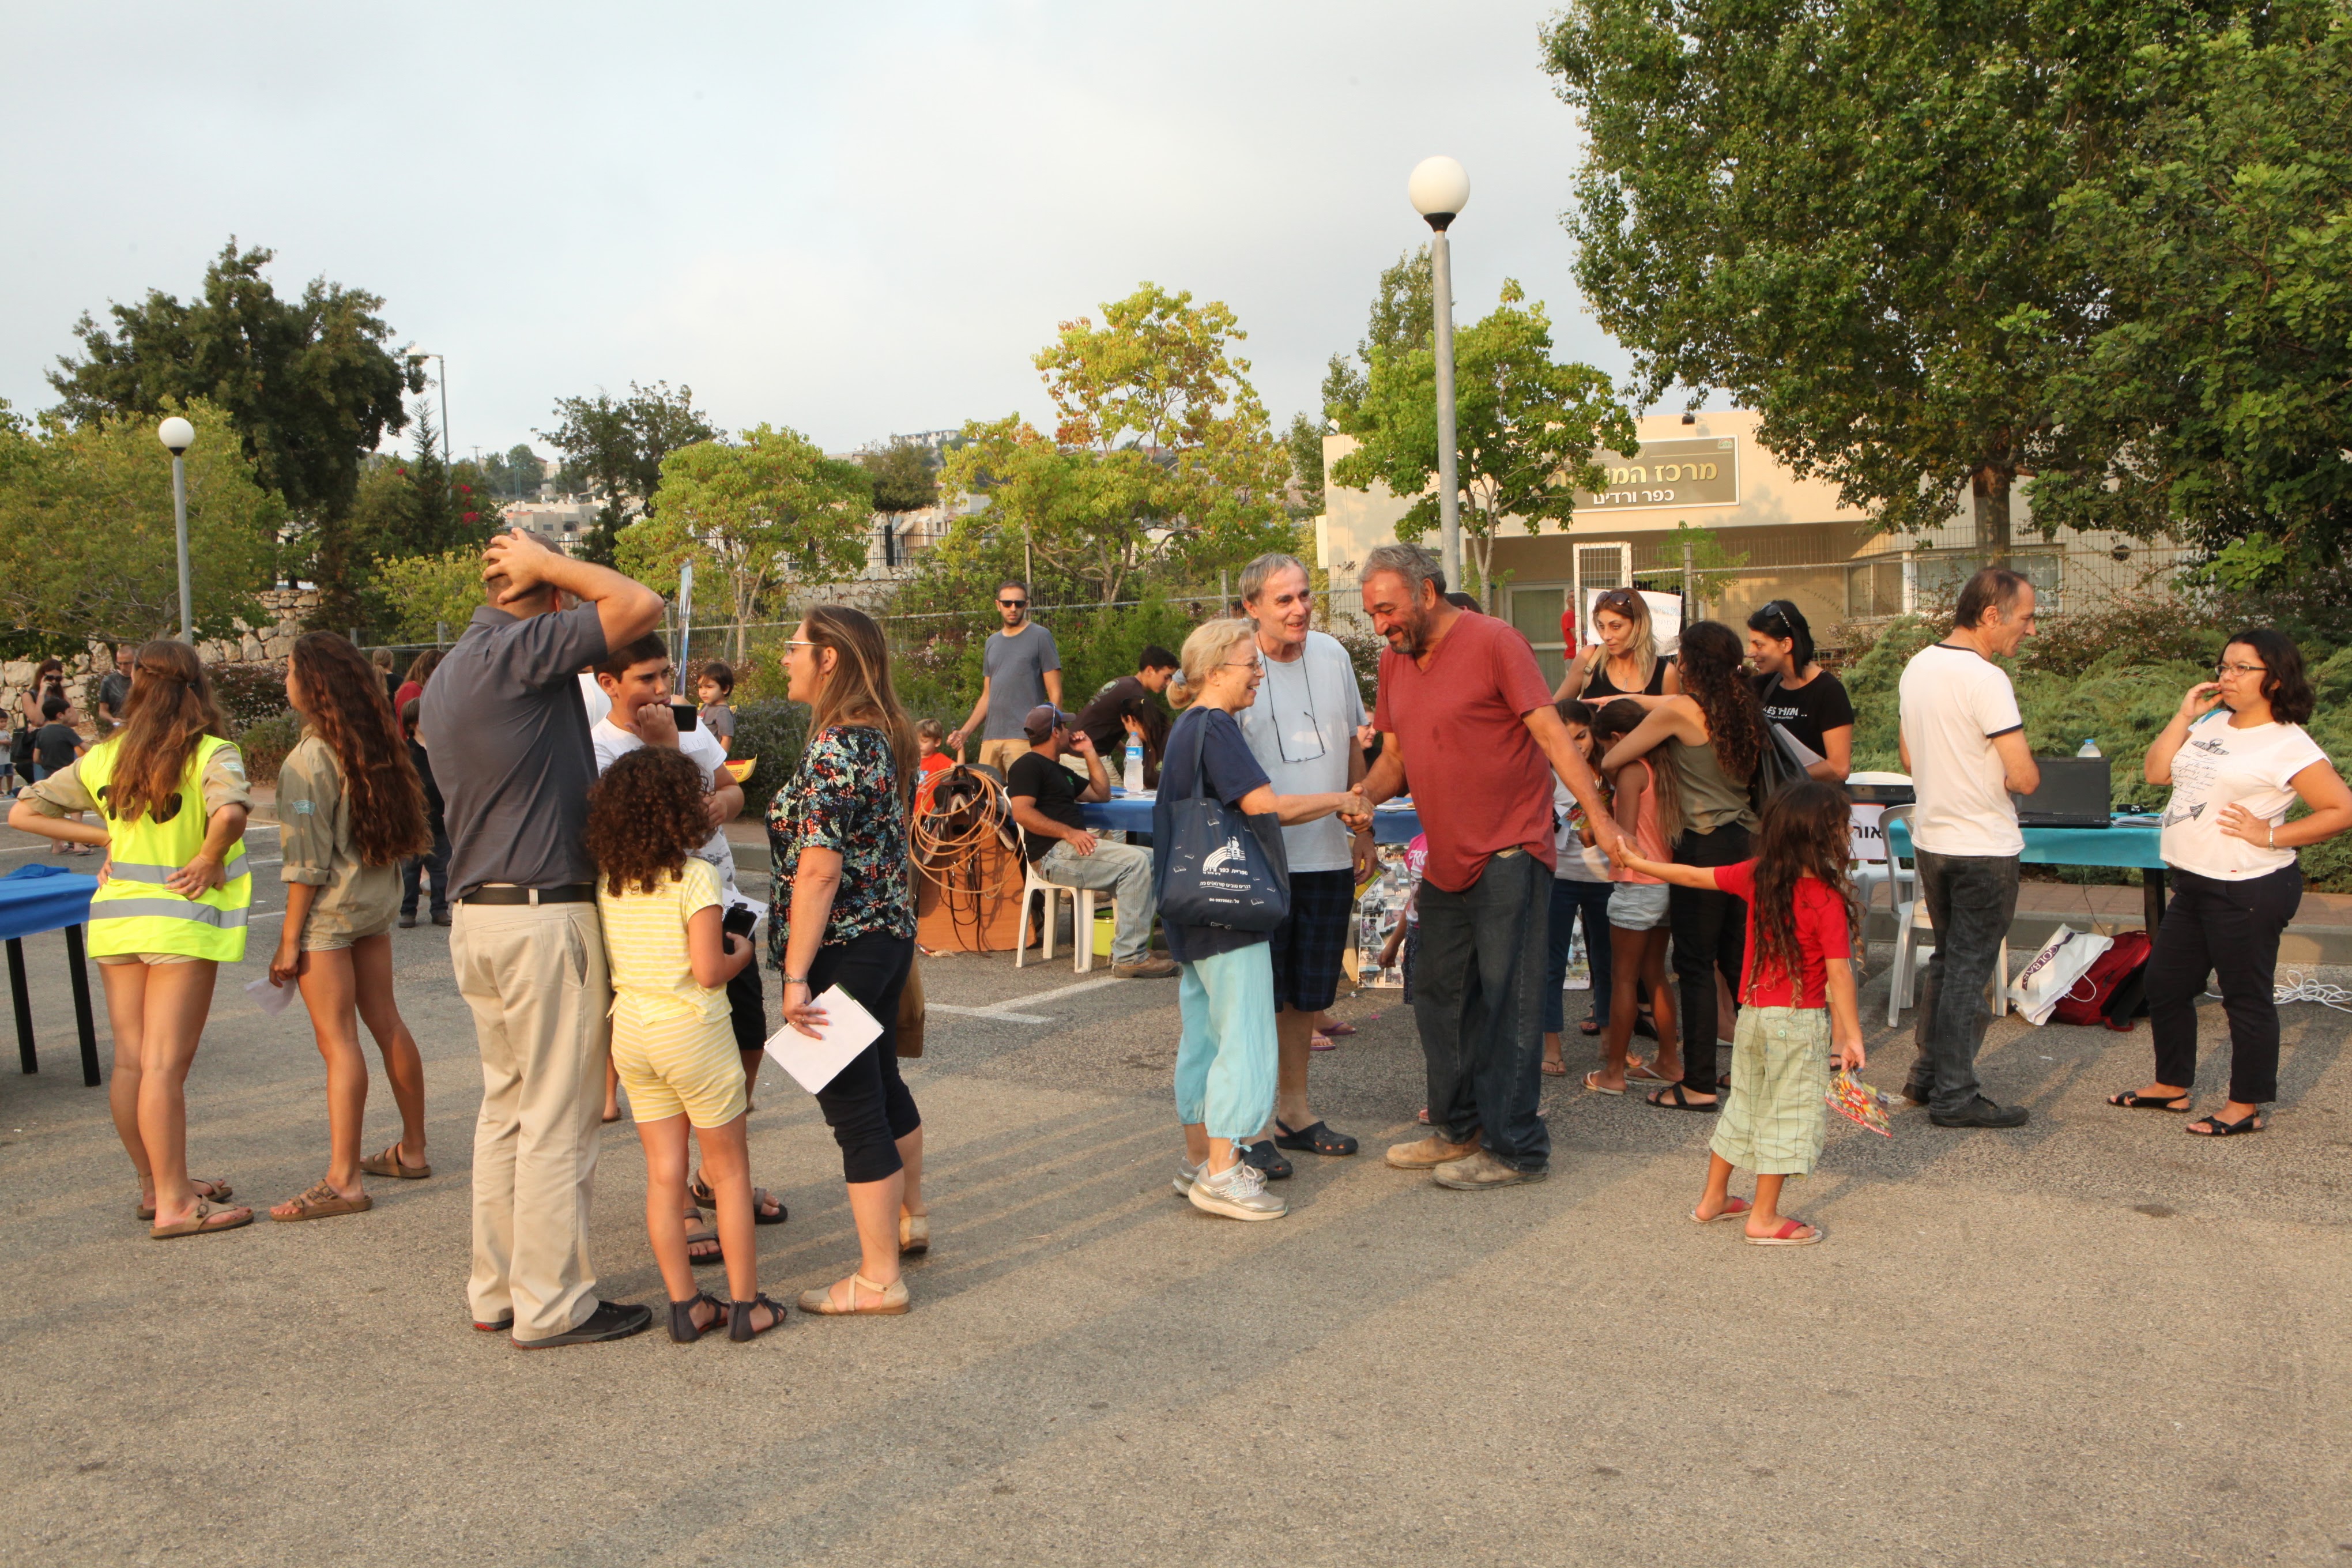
[46,240,417,620]
[0,398,284,647]
[1322,246,1435,426]
[1331,280,1633,600]
[617,425,873,664]
[938,283,1296,605]
[539,382,718,564]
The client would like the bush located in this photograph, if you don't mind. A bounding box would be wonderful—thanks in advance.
[2016,595,2227,680]
[726,699,809,821]
[210,662,291,730]
[233,710,303,786]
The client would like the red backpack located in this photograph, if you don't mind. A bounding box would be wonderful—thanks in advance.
[2051,930,2153,1030]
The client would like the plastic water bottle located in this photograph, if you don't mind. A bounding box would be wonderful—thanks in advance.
[1123,736,1145,793]
[2076,738,2102,757]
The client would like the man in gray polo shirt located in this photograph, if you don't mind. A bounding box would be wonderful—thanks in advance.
[420,526,663,1348]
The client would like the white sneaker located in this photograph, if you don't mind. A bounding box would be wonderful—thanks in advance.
[1187,1158,1287,1222]
[1172,1156,1204,1197]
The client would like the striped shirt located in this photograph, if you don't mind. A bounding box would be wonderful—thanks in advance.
[598,857,729,1024]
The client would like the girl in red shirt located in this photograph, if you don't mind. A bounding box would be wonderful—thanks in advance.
[1616,781,1864,1245]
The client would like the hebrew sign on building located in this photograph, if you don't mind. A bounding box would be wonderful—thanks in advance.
[1572,436,1739,514]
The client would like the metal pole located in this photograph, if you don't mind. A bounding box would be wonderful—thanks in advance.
[171,453,193,642]
[1430,228,1461,593]
[1682,538,1696,618]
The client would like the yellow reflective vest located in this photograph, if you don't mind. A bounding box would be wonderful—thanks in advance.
[81,734,251,963]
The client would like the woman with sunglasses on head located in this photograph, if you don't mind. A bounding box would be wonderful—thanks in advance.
[1746,601,1852,783]
[2110,630,2352,1137]
[1555,588,1683,704]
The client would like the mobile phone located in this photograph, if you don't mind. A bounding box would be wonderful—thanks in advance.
[670,702,699,732]
[722,904,757,940]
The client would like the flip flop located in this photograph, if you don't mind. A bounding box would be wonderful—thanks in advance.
[149,1198,253,1239]
[1320,1021,1359,1038]
[2107,1090,2192,1112]
[1646,1085,1719,1112]
[1582,1072,1624,1096]
[359,1144,432,1179]
[1310,1032,1336,1051]
[1626,1061,1672,1085]
[2186,1113,2264,1136]
[1691,1197,1754,1224]
[1542,1058,1569,1077]
[136,1177,231,1221]
[1744,1218,1823,1246]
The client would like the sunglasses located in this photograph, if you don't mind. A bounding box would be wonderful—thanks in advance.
[998,598,1027,608]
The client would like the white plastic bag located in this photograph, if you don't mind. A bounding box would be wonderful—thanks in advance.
[2008,924,2112,1026]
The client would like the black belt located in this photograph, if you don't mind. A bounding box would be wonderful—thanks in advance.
[458,883,597,906]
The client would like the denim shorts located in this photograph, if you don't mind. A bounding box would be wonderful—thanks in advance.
[1608,882,1670,931]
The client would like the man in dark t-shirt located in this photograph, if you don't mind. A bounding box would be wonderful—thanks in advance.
[1004,704,1174,978]
[1074,644,1178,786]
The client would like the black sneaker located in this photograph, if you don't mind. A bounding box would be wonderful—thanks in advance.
[1241,1139,1294,1181]
[1930,1095,2030,1129]
[512,1299,653,1349]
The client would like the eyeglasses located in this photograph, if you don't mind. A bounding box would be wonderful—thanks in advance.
[998,598,1027,609]
[2215,661,2267,677]
[1223,659,1262,672]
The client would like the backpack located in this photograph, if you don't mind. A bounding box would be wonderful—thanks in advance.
[2051,929,2153,1030]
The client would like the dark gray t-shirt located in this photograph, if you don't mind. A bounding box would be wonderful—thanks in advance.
[982,624,1060,740]
[419,602,608,899]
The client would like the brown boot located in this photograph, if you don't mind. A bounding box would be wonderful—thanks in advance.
[1385,1131,1480,1169]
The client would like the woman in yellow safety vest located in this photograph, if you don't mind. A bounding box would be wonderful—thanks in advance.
[7,640,256,1238]
[263,634,433,1223]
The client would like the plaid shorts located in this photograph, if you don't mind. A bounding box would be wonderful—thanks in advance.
[1708,1004,1831,1178]
[1269,869,1356,1013]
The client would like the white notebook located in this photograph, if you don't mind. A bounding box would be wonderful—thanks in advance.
[762,984,883,1093]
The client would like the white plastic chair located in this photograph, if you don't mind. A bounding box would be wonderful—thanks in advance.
[1014,827,1099,974]
[1882,804,2008,1025]
[1848,774,1915,923]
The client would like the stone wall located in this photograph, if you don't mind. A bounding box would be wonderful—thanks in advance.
[3,587,316,712]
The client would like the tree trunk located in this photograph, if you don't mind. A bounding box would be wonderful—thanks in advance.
[1971,466,2013,564]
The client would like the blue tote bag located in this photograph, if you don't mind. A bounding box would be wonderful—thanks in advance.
[1155,709,1290,934]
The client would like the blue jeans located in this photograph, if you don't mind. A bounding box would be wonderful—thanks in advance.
[1908,850,2021,1117]
[1545,877,1615,1032]
[401,827,451,918]
[1412,848,1551,1171]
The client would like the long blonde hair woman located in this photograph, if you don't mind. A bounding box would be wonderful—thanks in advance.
[7,640,256,1238]
[1555,587,1682,703]
[768,606,926,1314]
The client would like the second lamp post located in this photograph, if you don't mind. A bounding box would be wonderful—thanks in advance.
[1408,155,1471,595]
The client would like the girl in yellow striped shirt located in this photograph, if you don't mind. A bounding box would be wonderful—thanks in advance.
[587,747,783,1341]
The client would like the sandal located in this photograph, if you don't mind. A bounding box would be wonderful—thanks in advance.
[270,1179,372,1223]
[1578,1019,1603,1036]
[900,1212,930,1256]
[136,1177,231,1222]
[1310,1032,1335,1051]
[2187,1113,2264,1137]
[796,1271,910,1316]
[1582,1072,1624,1097]
[1273,1118,1358,1156]
[1691,1197,1754,1224]
[1744,1218,1824,1246]
[359,1143,432,1179]
[1541,1058,1569,1077]
[683,1212,724,1267]
[688,1174,787,1225]
[1626,1061,1672,1085]
[1646,1085,1719,1112]
[2107,1090,2192,1113]
[149,1198,254,1239]
[668,1290,727,1343]
[729,1292,789,1341]
[1321,1021,1359,1038]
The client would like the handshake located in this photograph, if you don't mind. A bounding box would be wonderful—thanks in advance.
[1335,791,1374,833]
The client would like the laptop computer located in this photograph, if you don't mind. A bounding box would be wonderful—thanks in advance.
[2012,756,2112,828]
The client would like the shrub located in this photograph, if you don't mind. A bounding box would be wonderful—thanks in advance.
[210,662,291,730]
[2016,595,2227,680]
[726,699,808,821]
[233,710,303,786]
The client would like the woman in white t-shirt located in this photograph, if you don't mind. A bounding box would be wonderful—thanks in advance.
[2111,631,2352,1136]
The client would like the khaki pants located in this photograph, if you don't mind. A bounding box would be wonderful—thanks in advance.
[451,900,610,1340]
[976,737,1030,775]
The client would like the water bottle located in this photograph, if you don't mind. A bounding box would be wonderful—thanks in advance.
[1123,735,1144,793]
[2076,738,2101,758]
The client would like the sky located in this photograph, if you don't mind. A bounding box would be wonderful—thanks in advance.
[0,0,1640,464]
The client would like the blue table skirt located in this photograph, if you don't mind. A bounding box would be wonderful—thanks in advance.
[1080,794,1423,846]
[1885,816,2165,870]
[0,864,99,941]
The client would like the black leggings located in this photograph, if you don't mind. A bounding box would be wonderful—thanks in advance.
[2147,865,2301,1105]
[806,932,920,1184]
[1671,823,1751,1095]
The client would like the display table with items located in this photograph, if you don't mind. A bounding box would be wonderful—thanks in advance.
[1885,815,2169,933]
[0,864,102,1086]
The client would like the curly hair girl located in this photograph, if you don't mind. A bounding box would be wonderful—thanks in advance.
[587,747,713,896]
[1744,781,1856,1004]
[288,633,431,866]
[1673,620,1766,783]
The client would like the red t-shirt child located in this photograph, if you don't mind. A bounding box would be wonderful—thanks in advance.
[915,749,952,811]
[1710,860,1852,1008]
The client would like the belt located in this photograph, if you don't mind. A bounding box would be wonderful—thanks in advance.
[458,883,597,906]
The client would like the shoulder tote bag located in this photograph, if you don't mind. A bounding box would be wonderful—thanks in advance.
[1156,711,1291,933]
[1750,675,1810,805]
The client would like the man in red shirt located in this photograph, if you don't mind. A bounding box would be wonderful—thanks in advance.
[1356,543,1624,1189]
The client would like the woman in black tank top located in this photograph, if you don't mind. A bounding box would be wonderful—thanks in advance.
[1557,587,1681,703]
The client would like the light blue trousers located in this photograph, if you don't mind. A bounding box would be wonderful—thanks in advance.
[1174,943,1279,1141]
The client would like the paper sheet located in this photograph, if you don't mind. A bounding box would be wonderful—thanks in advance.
[762,984,884,1094]
[246,975,298,1016]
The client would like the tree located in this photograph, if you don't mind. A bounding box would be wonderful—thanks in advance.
[349,402,503,569]
[0,398,283,646]
[1330,280,1634,600]
[478,443,546,503]
[2017,5,2352,578]
[1542,0,2193,557]
[1322,246,1435,427]
[937,283,1296,605]
[538,382,718,566]
[372,548,492,643]
[617,425,873,665]
[46,239,417,621]
[860,436,940,515]
[1284,410,1326,516]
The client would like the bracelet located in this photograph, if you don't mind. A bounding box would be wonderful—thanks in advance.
[2269,824,2277,849]
[784,975,809,986]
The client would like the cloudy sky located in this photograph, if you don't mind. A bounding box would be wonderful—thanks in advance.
[0,0,1637,462]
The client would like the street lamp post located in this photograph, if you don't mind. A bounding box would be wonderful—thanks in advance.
[1408,156,1471,594]
[403,346,452,480]
[158,416,196,642]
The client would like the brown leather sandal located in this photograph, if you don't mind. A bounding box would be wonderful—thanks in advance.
[359,1144,432,1179]
[269,1180,373,1222]
[149,1198,254,1239]
[137,1177,231,1221]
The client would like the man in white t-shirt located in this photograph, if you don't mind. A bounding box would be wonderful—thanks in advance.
[590,634,786,1231]
[1897,568,2041,1128]
[1234,553,1371,1171]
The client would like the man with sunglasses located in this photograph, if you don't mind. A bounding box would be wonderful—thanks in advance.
[947,581,1062,777]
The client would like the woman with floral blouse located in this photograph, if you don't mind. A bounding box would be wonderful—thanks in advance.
[767,606,925,1316]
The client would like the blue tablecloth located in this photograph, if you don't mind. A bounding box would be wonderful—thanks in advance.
[1080,793,1424,845]
[0,863,99,940]
[1885,816,2165,870]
